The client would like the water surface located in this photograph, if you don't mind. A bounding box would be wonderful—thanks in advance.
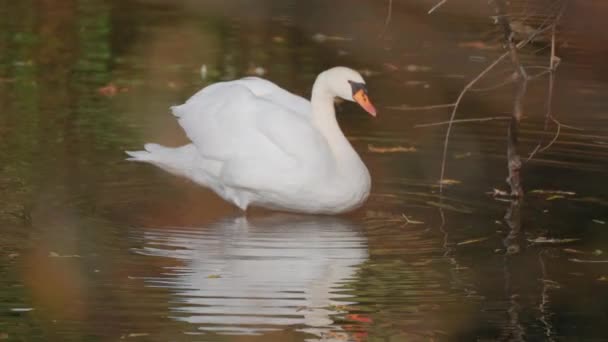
[1,0,607,341]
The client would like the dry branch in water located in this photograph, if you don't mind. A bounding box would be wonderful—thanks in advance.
[380,0,393,37]
[424,0,569,195]
[428,0,447,14]
[492,0,527,197]
[415,116,510,128]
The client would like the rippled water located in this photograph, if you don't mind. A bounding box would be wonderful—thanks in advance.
[1,0,607,341]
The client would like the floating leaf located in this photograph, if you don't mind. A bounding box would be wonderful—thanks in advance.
[127,333,150,338]
[457,236,490,246]
[207,274,221,279]
[454,152,473,159]
[402,214,424,225]
[487,188,510,197]
[368,144,417,153]
[312,33,353,42]
[563,248,585,255]
[383,63,399,71]
[530,189,576,196]
[49,252,81,258]
[458,41,498,50]
[346,314,372,323]
[569,258,608,264]
[528,237,579,244]
[439,179,461,185]
[98,83,118,97]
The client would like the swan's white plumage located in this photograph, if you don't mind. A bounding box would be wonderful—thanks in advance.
[126,67,372,214]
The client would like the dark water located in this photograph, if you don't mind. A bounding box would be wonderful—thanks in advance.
[1,1,607,341]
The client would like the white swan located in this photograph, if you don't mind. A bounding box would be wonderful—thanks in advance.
[126,66,377,214]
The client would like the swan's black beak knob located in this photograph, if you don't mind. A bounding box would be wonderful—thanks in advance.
[349,81,377,117]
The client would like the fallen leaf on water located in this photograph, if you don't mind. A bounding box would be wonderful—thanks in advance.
[404,80,427,86]
[528,237,579,244]
[368,144,417,153]
[207,274,221,279]
[569,258,608,264]
[487,188,510,197]
[312,33,353,43]
[326,304,348,312]
[128,333,150,338]
[439,179,461,185]
[458,41,494,50]
[457,236,490,246]
[406,64,432,72]
[383,63,399,71]
[592,219,606,225]
[98,83,118,97]
[530,189,576,196]
[402,213,424,225]
[563,248,586,255]
[49,252,81,258]
[200,64,208,80]
[454,152,473,159]
[411,259,433,266]
[346,314,372,323]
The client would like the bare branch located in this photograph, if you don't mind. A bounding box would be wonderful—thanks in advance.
[380,0,393,37]
[415,116,510,128]
[438,51,509,194]
[538,117,561,153]
[388,103,455,111]
[428,0,447,14]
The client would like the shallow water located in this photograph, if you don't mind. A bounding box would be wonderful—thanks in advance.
[1,0,607,341]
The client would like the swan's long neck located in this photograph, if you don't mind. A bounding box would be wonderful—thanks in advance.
[310,74,358,161]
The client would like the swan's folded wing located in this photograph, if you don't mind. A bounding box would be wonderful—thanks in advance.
[172,82,330,171]
[233,77,312,116]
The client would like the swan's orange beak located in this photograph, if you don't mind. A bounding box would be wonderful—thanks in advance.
[353,89,377,117]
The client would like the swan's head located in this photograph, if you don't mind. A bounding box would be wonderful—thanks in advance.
[322,67,377,117]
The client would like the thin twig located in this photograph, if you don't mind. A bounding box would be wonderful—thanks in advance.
[380,0,393,37]
[415,116,510,128]
[388,103,455,111]
[428,0,447,14]
[539,117,561,152]
[526,1,571,162]
[434,0,565,193]
[438,51,509,194]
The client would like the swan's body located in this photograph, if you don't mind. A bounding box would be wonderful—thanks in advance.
[126,67,376,214]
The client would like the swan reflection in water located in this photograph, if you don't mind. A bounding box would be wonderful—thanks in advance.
[135,214,368,337]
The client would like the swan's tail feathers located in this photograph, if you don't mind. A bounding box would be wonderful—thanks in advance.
[125,143,203,179]
[125,143,165,162]
[170,105,186,118]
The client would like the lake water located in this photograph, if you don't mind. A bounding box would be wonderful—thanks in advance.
[1,0,607,341]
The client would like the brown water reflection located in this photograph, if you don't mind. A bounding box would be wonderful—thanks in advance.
[1,0,607,341]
